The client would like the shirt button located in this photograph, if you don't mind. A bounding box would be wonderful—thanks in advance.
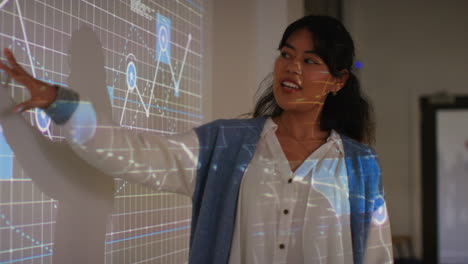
[283,209,289,215]
[279,244,285,249]
[287,178,293,183]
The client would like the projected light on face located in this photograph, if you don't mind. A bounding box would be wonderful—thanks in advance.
[273,29,336,114]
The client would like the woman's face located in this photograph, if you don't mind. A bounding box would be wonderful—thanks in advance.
[273,29,344,114]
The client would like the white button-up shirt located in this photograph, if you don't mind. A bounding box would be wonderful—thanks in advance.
[228,118,392,263]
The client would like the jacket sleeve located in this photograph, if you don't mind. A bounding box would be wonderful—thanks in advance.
[362,197,393,263]
[45,86,199,197]
[362,156,394,264]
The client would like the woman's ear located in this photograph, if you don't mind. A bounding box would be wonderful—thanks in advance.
[332,69,350,93]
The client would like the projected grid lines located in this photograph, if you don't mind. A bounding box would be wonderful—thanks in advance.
[0,0,205,263]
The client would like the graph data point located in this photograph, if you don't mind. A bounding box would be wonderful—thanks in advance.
[35,109,51,133]
[159,26,169,52]
[126,61,137,91]
[156,14,172,65]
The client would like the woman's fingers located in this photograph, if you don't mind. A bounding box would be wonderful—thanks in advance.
[12,99,41,113]
[2,48,31,79]
[2,48,18,74]
[1,48,41,90]
[4,48,22,70]
[1,48,56,111]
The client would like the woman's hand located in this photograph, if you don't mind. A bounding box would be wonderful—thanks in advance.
[0,48,57,113]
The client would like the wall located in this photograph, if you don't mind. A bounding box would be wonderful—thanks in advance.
[211,0,256,119]
[211,0,304,119]
[344,0,468,257]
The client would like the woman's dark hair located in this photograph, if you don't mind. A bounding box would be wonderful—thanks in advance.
[253,15,375,145]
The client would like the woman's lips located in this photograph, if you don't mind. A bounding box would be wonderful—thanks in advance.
[280,79,302,93]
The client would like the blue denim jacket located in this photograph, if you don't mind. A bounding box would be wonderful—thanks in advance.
[192,117,385,264]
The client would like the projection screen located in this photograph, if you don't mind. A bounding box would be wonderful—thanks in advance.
[0,0,207,263]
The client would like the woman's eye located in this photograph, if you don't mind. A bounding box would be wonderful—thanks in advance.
[304,58,317,64]
[280,51,291,59]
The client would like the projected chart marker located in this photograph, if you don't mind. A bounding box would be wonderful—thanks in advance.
[35,109,51,133]
[159,25,169,52]
[126,61,137,91]
[156,14,172,65]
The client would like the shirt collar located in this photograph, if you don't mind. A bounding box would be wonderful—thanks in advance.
[262,117,344,153]
[328,129,344,154]
[261,117,278,138]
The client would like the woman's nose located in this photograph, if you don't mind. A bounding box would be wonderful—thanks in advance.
[286,60,302,75]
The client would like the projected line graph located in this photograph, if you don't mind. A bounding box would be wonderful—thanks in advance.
[101,12,203,133]
[120,32,192,125]
[0,0,205,263]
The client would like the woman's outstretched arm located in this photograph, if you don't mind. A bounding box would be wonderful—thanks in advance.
[56,92,200,196]
[0,48,199,197]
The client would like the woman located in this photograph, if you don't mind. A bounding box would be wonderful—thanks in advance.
[0,15,392,264]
